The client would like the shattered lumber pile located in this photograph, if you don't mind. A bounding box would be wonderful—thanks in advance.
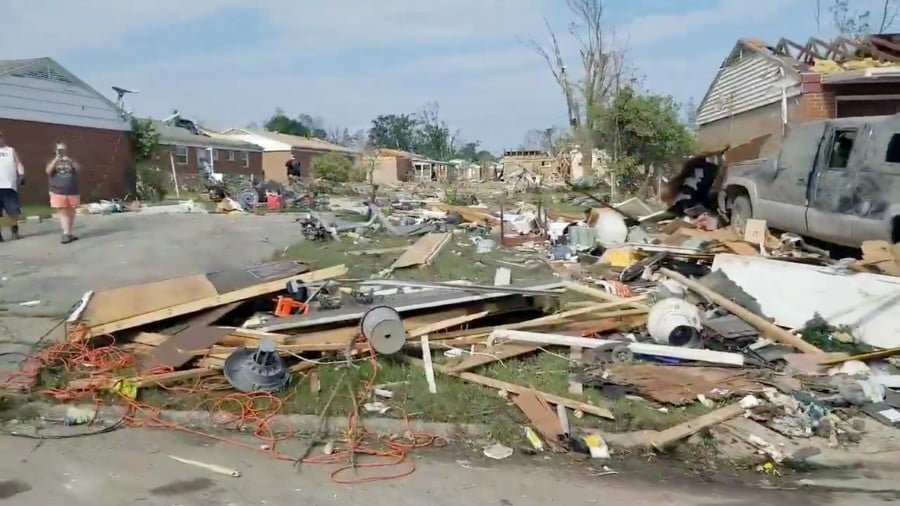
[8,190,900,475]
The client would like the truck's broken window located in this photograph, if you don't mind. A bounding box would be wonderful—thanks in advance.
[887,134,900,164]
[827,129,856,169]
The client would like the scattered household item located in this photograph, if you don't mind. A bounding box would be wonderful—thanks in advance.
[222,340,291,393]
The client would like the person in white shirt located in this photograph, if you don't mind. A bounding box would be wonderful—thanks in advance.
[0,130,26,241]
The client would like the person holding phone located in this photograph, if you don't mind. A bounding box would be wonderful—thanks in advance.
[0,130,25,241]
[45,141,81,244]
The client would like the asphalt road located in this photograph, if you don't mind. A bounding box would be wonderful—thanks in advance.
[1,427,883,506]
[0,212,306,371]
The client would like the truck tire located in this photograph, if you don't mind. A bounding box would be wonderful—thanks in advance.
[730,195,752,233]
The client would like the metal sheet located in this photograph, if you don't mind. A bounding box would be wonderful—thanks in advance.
[260,282,562,333]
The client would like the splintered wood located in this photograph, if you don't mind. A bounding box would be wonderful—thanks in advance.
[390,232,451,270]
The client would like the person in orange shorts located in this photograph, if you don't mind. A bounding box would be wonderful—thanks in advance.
[45,142,81,244]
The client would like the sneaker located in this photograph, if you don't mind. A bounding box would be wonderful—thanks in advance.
[61,234,74,244]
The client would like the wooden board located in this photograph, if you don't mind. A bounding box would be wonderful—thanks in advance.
[404,356,615,420]
[81,275,219,327]
[513,389,565,448]
[85,264,347,337]
[443,343,540,373]
[390,232,451,270]
[140,302,241,371]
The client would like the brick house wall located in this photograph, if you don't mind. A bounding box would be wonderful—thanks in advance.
[0,118,133,205]
[152,144,263,180]
[697,74,899,155]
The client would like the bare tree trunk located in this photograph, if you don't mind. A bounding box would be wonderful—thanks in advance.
[531,0,626,184]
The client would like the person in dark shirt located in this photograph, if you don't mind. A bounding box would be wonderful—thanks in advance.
[45,141,81,244]
[285,155,302,179]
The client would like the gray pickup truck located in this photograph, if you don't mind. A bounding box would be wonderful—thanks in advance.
[718,114,900,247]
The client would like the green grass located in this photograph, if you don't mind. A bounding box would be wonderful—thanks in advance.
[19,205,54,218]
[280,231,556,285]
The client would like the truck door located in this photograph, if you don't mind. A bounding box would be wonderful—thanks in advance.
[806,125,860,246]
[848,125,900,243]
[758,121,826,233]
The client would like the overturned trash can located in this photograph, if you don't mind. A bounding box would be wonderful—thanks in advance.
[360,305,407,355]
[223,340,291,393]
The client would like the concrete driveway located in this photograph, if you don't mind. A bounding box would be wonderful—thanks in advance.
[0,212,305,369]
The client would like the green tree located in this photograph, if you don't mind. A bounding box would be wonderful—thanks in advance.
[311,152,353,182]
[264,108,327,138]
[413,102,456,160]
[532,0,630,181]
[368,114,419,152]
[595,86,696,195]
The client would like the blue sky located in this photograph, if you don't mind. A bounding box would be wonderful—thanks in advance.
[0,0,862,152]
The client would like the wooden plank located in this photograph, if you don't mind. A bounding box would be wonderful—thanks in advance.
[140,303,241,371]
[659,268,823,354]
[723,241,759,256]
[819,346,900,365]
[649,402,745,450]
[86,264,348,337]
[513,389,565,448]
[132,332,170,346]
[443,343,540,373]
[404,356,615,420]
[390,233,452,269]
[82,275,219,327]
[743,219,768,246]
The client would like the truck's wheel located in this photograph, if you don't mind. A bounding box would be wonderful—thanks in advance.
[730,195,752,233]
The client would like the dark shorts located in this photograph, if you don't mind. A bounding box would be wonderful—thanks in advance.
[0,188,21,216]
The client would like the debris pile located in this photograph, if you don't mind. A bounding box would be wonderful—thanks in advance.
[4,190,900,481]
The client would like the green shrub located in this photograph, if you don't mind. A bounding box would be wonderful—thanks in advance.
[311,153,353,182]
[136,164,168,201]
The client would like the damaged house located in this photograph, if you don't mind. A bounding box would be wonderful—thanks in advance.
[696,33,900,156]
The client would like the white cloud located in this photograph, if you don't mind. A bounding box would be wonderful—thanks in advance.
[618,0,784,48]
[1,0,249,57]
[394,47,542,76]
[0,0,794,151]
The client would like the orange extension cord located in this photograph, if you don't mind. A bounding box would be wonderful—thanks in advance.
[0,325,437,483]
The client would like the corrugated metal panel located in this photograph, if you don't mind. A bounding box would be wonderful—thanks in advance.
[697,55,797,126]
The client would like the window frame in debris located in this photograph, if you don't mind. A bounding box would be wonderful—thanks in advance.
[886,133,900,164]
[241,151,250,168]
[175,145,189,165]
[825,128,858,170]
[228,150,236,161]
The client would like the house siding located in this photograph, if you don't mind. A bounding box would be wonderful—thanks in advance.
[262,150,292,184]
[0,118,133,204]
[697,53,795,127]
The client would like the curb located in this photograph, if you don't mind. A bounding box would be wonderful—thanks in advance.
[7,402,896,470]
[21,402,489,440]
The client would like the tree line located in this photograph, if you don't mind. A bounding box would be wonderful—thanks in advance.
[259,102,495,163]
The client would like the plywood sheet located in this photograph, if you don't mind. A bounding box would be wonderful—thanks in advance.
[390,232,451,269]
[82,275,219,327]
[140,303,240,371]
[443,343,540,373]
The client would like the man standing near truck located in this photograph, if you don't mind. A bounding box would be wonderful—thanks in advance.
[0,130,26,241]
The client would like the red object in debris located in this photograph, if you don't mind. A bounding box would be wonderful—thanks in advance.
[266,194,283,210]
